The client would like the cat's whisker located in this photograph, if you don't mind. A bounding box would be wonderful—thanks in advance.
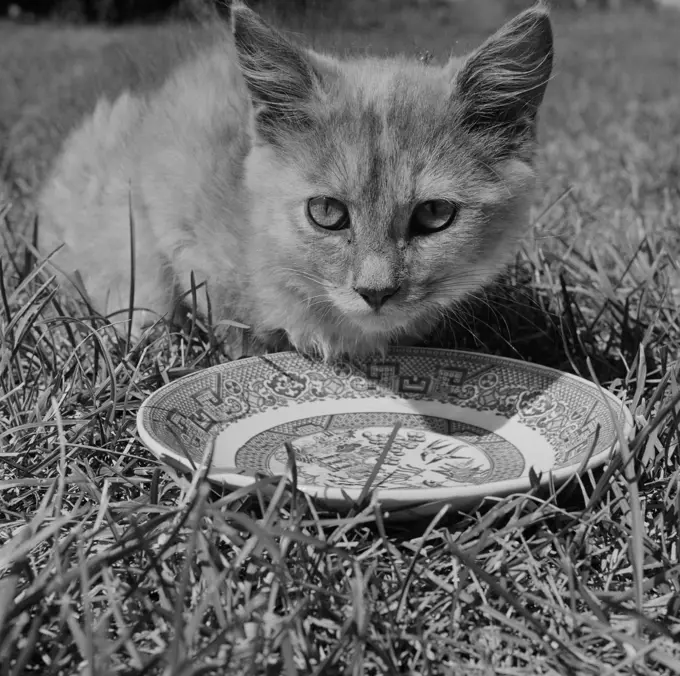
[273,267,332,288]
[432,292,549,353]
[444,282,558,328]
[304,294,334,311]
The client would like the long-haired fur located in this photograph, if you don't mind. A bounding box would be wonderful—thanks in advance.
[37,2,553,360]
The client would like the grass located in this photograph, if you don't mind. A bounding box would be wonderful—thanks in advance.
[2,3,680,674]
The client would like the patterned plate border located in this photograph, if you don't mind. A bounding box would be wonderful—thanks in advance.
[137,347,633,508]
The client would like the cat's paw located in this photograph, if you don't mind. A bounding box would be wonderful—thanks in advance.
[108,309,167,345]
[214,322,276,360]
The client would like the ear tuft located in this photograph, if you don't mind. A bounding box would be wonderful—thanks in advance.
[230,3,320,140]
[455,4,554,139]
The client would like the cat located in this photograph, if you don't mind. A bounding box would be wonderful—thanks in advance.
[37,1,554,361]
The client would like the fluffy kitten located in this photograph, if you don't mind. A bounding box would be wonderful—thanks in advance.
[37,2,554,360]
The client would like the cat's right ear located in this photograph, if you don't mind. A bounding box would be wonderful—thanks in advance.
[230,2,325,142]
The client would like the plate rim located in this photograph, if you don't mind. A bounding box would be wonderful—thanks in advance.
[136,347,634,504]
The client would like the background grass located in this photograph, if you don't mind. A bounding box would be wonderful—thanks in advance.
[1,1,680,674]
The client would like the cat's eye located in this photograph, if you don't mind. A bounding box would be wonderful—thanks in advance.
[306,196,350,231]
[410,200,459,234]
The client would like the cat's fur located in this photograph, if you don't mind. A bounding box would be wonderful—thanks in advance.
[37,2,554,360]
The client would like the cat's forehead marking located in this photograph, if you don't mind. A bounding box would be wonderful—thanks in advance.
[305,60,475,213]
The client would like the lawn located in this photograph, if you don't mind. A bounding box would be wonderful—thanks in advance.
[1,2,680,674]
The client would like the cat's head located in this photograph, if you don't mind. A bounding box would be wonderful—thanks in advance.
[230,2,553,357]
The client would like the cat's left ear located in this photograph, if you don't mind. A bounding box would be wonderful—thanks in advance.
[230,2,329,142]
[451,4,553,138]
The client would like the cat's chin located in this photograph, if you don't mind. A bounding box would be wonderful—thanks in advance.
[330,297,412,333]
[343,304,430,338]
[282,304,435,362]
[287,330,390,363]
[344,312,397,334]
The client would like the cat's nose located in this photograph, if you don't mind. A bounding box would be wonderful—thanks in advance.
[355,285,400,311]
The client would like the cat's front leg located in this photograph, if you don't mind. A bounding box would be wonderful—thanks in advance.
[105,259,179,340]
[214,323,288,360]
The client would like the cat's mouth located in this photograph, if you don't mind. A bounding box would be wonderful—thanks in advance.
[327,287,418,334]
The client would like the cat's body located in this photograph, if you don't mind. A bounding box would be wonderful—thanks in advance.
[37,2,554,360]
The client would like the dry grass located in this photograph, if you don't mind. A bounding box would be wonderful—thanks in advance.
[2,4,680,675]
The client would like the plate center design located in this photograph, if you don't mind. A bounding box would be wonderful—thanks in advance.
[273,426,493,489]
[235,412,526,489]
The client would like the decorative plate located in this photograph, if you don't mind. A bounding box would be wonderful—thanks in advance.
[137,348,633,518]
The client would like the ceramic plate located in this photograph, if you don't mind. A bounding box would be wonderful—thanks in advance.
[137,348,633,518]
